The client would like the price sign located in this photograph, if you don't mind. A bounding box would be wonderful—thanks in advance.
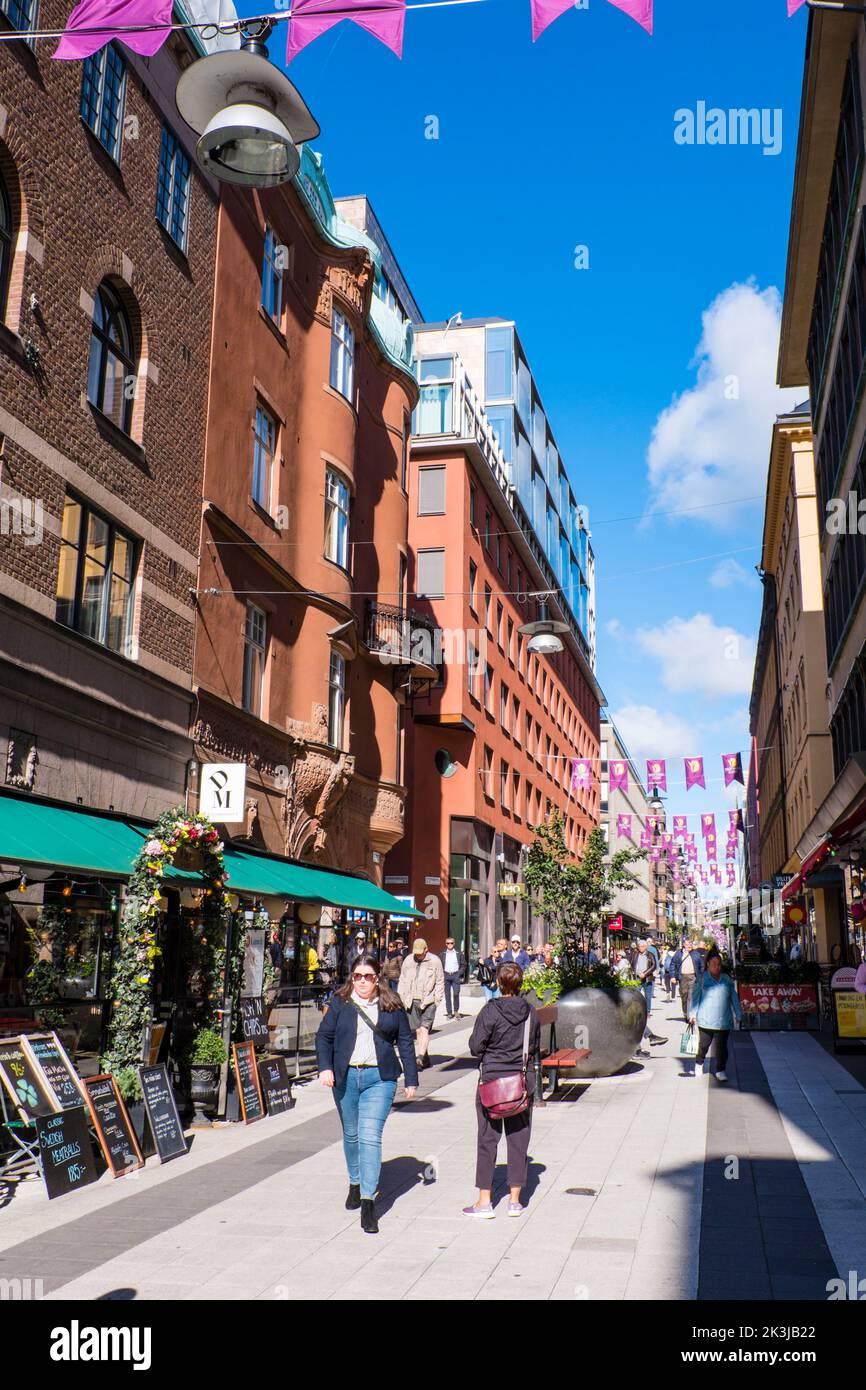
[239,995,270,1044]
[84,1075,144,1178]
[0,1036,57,1120]
[232,1041,265,1124]
[23,1033,86,1111]
[36,1107,99,1201]
[138,1064,188,1163]
[257,1055,294,1116]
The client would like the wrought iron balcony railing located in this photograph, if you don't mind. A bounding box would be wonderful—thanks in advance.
[365,601,439,670]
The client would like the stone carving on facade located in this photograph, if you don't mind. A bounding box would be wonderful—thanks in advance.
[314,259,372,326]
[192,715,284,780]
[5,732,38,791]
[243,797,260,840]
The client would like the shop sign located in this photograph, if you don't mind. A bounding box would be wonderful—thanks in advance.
[425,876,441,886]
[385,876,409,885]
[498,882,525,898]
[830,968,866,1042]
[608,915,623,932]
[738,982,818,1024]
[199,762,247,825]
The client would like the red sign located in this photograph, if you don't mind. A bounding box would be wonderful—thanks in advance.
[738,983,818,1017]
[608,915,623,932]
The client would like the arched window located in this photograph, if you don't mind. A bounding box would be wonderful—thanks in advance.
[0,171,11,321]
[87,282,135,432]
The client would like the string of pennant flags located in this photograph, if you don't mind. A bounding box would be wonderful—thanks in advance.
[0,0,811,63]
[571,752,745,796]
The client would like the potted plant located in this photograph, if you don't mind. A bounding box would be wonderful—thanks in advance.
[523,814,647,1077]
[183,1028,226,1126]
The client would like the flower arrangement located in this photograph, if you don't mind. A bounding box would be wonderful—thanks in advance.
[102,808,237,1081]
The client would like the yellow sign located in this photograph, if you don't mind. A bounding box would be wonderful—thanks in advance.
[834,991,866,1040]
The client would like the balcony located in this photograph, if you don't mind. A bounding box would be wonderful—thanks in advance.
[364,601,440,681]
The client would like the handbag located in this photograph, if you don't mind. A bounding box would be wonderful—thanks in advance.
[348,998,403,1076]
[478,1012,532,1119]
[680,1022,698,1057]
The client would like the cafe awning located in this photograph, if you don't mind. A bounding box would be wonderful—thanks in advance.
[0,790,422,916]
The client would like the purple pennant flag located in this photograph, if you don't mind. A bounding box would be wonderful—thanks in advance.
[530,0,652,42]
[572,757,592,792]
[646,759,666,792]
[685,832,695,846]
[701,813,716,839]
[617,813,632,839]
[688,846,698,861]
[660,833,672,848]
[53,0,172,58]
[788,0,807,13]
[648,848,661,863]
[723,752,744,787]
[609,759,629,794]
[286,0,406,64]
[685,757,705,791]
[673,815,687,837]
[726,847,736,860]
[639,831,652,849]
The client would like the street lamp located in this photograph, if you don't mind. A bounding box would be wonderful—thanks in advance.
[176,23,320,187]
[519,596,569,656]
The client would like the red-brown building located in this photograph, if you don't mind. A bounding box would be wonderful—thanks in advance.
[385,355,603,957]
[193,155,421,881]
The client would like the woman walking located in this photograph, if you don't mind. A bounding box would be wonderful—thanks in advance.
[688,950,742,1083]
[463,963,540,1218]
[316,954,418,1233]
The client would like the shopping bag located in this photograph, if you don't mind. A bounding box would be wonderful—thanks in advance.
[680,1023,698,1057]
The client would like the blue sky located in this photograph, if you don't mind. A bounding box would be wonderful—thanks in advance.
[248,0,811,897]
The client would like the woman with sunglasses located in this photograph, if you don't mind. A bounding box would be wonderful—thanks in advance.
[316,954,418,1233]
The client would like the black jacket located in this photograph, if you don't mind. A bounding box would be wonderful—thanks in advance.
[439,948,467,978]
[469,995,540,1090]
[315,994,419,1088]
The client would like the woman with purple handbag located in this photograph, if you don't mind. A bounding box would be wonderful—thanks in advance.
[463,962,541,1219]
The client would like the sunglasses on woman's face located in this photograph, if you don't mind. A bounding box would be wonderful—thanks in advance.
[352,972,377,982]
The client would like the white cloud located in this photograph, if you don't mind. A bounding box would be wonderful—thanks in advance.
[646,282,802,527]
[635,613,755,700]
[609,702,700,765]
[709,557,758,590]
[605,618,622,636]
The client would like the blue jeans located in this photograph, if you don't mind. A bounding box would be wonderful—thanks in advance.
[333,1066,397,1199]
[482,985,500,1001]
[641,982,654,1040]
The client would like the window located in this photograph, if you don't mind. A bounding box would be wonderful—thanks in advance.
[416,356,454,433]
[500,682,509,732]
[467,638,480,698]
[495,530,502,572]
[1,0,38,38]
[496,601,504,648]
[468,559,478,614]
[261,225,284,322]
[253,403,276,512]
[484,583,493,631]
[500,759,510,810]
[469,483,477,528]
[482,745,494,797]
[155,125,191,251]
[87,282,135,433]
[330,307,355,401]
[401,410,410,491]
[242,603,267,717]
[328,651,346,748]
[323,468,351,568]
[395,704,404,784]
[486,405,513,463]
[507,617,514,661]
[513,695,520,741]
[80,44,126,161]
[513,770,521,818]
[525,711,532,751]
[486,325,513,401]
[0,170,10,321]
[485,511,492,551]
[56,496,137,655]
[484,663,494,713]
[416,548,445,598]
[418,466,446,514]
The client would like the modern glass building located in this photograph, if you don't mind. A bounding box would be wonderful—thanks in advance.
[412,318,596,668]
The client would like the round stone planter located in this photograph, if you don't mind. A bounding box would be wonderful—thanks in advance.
[554,987,647,1077]
[189,1064,220,1125]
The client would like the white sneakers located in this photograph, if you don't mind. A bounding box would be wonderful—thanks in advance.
[715,1071,728,1083]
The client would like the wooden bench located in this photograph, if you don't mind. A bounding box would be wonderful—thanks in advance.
[541,1047,592,1097]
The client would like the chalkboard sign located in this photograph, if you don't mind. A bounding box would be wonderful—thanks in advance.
[239,995,270,1044]
[36,1106,99,1200]
[138,1064,188,1163]
[23,1033,86,1111]
[257,1055,294,1116]
[84,1075,144,1178]
[0,1036,57,1120]
[232,1041,264,1123]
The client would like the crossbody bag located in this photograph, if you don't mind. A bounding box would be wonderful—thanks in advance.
[478,1011,532,1120]
[348,998,403,1076]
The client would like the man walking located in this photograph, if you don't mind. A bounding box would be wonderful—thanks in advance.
[398,938,445,1069]
[633,938,666,1054]
[439,936,466,1018]
[674,937,704,1023]
[502,935,532,970]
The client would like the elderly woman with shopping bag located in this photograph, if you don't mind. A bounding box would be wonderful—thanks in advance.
[685,950,741,1083]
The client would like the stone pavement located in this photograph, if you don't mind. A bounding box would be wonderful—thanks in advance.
[1,991,864,1301]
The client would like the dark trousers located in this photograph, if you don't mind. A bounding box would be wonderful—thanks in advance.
[475,1091,532,1190]
[444,974,461,1014]
[696,1027,730,1071]
[679,977,695,1020]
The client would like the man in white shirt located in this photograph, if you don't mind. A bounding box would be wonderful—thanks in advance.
[439,937,466,1018]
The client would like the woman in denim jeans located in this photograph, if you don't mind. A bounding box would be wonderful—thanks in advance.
[316,955,417,1233]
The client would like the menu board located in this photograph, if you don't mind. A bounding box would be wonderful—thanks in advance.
[138,1064,188,1163]
[239,996,270,1044]
[258,1055,294,1116]
[833,991,866,1041]
[23,1033,86,1110]
[36,1107,99,1200]
[232,1041,265,1123]
[0,1036,57,1119]
[84,1075,144,1178]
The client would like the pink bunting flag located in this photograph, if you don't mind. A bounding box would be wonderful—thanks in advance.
[53,0,172,58]
[685,833,695,846]
[649,848,661,863]
[701,813,716,839]
[610,759,629,794]
[685,757,705,791]
[673,815,688,838]
[530,0,652,42]
[788,0,807,13]
[286,0,406,65]
[660,833,672,849]
[617,813,632,839]
[723,752,744,787]
[639,831,652,849]
[646,815,661,834]
[726,847,736,861]
[572,757,592,792]
[646,759,666,792]
[687,846,698,861]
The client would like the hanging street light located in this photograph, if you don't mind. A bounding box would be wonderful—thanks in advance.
[176,21,320,188]
[518,595,570,656]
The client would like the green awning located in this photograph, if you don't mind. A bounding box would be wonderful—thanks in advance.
[0,791,421,916]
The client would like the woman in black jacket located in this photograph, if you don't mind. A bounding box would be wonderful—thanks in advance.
[315,954,418,1233]
[464,962,540,1219]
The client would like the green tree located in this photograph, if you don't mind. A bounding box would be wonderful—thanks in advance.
[524,813,644,982]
